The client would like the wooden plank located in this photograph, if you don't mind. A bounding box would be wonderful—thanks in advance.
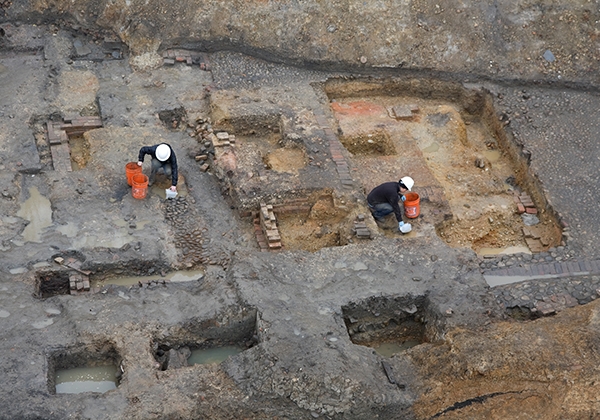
[50,143,72,172]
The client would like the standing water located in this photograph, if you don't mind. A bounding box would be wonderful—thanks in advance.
[187,346,244,365]
[16,187,53,242]
[373,340,421,357]
[55,365,118,394]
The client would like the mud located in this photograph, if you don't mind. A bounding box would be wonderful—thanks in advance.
[2,2,600,419]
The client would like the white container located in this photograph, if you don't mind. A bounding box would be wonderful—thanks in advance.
[165,189,178,199]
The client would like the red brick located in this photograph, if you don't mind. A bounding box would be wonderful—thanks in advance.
[517,203,525,214]
[525,207,538,214]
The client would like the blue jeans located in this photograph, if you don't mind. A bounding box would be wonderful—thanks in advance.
[369,202,394,220]
[150,158,172,185]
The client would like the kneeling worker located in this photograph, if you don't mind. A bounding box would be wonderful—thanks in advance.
[367,176,414,233]
[137,143,178,192]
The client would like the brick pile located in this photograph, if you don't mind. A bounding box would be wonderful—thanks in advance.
[522,225,550,253]
[46,116,102,172]
[69,272,90,295]
[162,49,211,70]
[211,131,236,148]
[512,191,546,252]
[514,191,538,215]
[258,203,282,250]
[353,214,372,239]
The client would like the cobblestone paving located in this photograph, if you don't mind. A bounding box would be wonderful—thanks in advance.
[481,245,600,317]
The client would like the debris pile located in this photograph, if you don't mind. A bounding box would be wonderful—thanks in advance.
[162,49,211,70]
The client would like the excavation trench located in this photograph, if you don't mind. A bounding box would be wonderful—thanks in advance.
[47,342,122,395]
[342,294,440,356]
[324,77,563,255]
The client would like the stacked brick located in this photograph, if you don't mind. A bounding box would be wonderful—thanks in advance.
[162,49,211,70]
[353,214,372,239]
[46,117,102,172]
[211,131,236,148]
[271,198,312,215]
[69,272,90,295]
[258,203,282,250]
[514,191,538,215]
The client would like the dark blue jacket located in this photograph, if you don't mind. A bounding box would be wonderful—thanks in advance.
[367,182,404,222]
[138,144,178,186]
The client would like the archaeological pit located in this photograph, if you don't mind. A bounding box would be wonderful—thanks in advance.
[153,307,258,370]
[342,294,434,357]
[206,76,563,256]
[47,342,122,395]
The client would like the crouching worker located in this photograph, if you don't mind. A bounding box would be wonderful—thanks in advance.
[367,176,414,234]
[137,143,178,192]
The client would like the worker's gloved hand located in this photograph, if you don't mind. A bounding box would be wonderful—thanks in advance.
[401,195,406,202]
[398,221,412,233]
[137,161,142,166]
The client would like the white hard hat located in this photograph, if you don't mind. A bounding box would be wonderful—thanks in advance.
[156,144,171,161]
[399,176,414,191]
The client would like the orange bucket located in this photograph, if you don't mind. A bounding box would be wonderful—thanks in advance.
[403,192,420,219]
[126,162,142,186]
[131,174,148,199]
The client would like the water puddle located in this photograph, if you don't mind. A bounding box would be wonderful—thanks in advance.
[483,149,501,163]
[71,232,131,249]
[478,245,531,257]
[16,187,53,243]
[55,365,118,394]
[94,269,205,287]
[56,222,78,238]
[373,340,421,357]
[149,183,188,199]
[187,345,244,365]
[422,142,440,153]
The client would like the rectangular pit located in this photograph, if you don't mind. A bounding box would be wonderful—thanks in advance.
[342,295,438,355]
[324,78,563,255]
[153,308,258,370]
[47,342,122,395]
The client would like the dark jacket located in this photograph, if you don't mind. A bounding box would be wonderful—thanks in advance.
[138,144,178,186]
[367,182,404,222]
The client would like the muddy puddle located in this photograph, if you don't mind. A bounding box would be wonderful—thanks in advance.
[16,186,53,243]
[93,269,204,288]
[188,345,244,365]
[373,340,421,357]
[55,365,118,394]
[325,79,562,255]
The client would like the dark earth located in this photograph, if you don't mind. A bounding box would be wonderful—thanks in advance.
[2,1,600,419]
